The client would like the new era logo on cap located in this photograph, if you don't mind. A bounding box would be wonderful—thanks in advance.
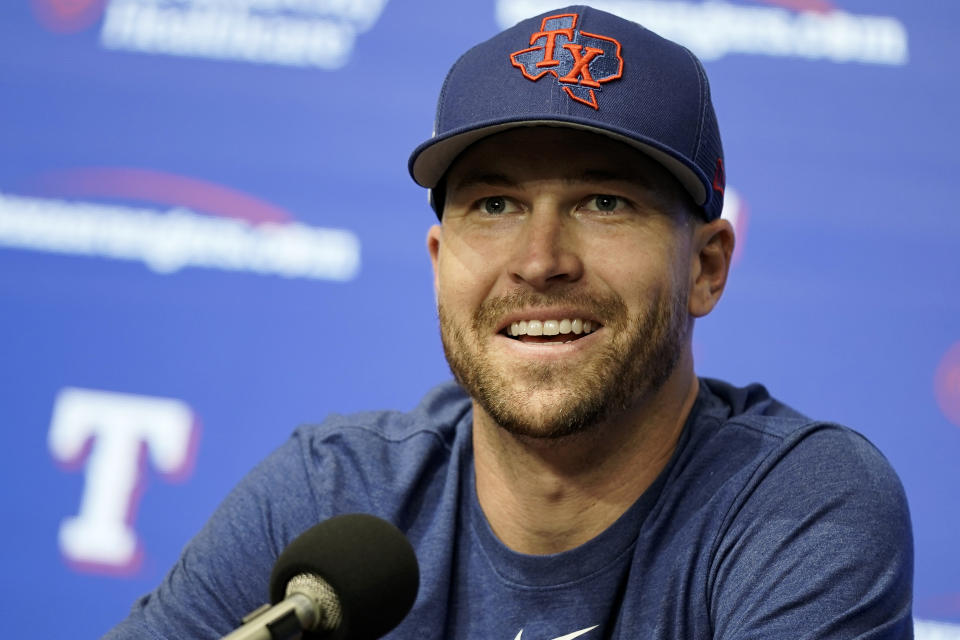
[510,13,623,110]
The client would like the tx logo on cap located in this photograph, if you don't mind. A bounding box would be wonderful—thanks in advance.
[510,13,623,110]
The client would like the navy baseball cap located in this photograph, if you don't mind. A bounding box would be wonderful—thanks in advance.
[408,5,725,221]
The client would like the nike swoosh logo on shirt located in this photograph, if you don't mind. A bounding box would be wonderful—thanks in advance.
[552,626,599,640]
[513,625,599,640]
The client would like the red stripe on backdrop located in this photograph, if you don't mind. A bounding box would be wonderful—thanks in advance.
[31,0,107,33]
[27,167,293,224]
[753,0,837,14]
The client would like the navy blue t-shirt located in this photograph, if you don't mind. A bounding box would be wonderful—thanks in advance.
[105,378,913,639]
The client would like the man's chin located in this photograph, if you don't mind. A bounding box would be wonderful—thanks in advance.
[474,385,612,440]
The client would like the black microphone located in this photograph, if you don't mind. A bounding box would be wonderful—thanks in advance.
[221,513,420,640]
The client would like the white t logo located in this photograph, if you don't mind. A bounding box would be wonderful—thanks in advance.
[48,387,198,572]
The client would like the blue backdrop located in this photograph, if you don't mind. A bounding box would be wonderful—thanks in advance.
[1,0,958,636]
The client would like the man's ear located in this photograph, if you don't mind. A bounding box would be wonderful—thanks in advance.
[427,224,442,293]
[688,218,735,318]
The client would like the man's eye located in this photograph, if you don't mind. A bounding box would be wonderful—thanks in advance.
[585,195,621,212]
[479,196,513,215]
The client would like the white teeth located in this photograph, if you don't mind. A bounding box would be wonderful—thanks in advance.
[507,318,599,337]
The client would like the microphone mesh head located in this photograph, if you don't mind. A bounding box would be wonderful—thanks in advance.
[286,573,344,631]
[269,513,419,640]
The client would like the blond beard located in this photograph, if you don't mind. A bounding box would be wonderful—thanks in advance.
[438,287,689,439]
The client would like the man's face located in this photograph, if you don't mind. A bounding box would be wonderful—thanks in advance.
[428,127,698,439]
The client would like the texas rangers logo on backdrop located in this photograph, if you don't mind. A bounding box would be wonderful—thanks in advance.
[49,387,200,575]
[510,13,623,109]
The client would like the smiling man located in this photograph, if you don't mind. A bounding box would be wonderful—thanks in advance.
[423,125,727,556]
[106,6,913,640]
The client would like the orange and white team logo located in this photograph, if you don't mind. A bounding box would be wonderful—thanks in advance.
[510,13,623,110]
[49,387,199,574]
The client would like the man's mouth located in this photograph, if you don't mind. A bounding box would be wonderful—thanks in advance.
[502,318,600,344]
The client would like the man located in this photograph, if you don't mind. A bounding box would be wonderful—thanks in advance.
[107,6,912,639]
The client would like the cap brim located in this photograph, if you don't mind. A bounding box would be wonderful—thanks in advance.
[409,118,709,207]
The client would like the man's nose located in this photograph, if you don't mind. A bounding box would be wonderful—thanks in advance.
[507,211,584,289]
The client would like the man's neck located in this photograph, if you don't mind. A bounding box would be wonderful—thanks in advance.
[471,365,700,555]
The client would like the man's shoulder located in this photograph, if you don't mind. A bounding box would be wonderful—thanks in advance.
[699,377,808,426]
[293,380,472,451]
[698,376,873,447]
[226,381,473,540]
[674,379,914,636]
[684,377,906,514]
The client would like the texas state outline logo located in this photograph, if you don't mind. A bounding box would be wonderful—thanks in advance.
[510,13,623,110]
